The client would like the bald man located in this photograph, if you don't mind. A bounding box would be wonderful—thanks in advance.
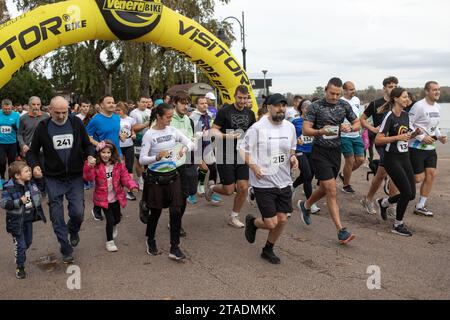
[27,96,95,264]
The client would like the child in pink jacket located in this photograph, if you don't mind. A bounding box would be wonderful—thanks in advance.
[83,140,138,252]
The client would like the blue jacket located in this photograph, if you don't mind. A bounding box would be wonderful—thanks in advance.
[1,179,46,237]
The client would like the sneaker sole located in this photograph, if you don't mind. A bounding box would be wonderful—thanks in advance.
[63,259,74,264]
[91,210,102,221]
[146,242,159,256]
[391,229,413,237]
[413,210,433,217]
[339,234,356,245]
[107,248,118,252]
[261,253,281,264]
[168,254,186,261]
[341,188,355,194]
[228,221,244,228]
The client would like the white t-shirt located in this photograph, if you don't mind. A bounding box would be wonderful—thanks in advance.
[340,96,362,138]
[130,108,151,135]
[240,116,297,189]
[408,98,441,151]
[120,116,136,148]
[139,126,195,171]
[285,106,300,122]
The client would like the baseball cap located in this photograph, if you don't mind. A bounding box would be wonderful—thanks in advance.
[205,92,216,100]
[267,93,288,106]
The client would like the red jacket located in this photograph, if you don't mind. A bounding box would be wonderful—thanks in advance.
[83,161,138,209]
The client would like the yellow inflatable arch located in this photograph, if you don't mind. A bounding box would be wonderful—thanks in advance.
[0,0,257,112]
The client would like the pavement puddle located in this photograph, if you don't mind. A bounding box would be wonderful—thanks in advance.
[33,253,62,273]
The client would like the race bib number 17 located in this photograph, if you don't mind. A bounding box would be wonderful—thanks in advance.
[53,134,73,150]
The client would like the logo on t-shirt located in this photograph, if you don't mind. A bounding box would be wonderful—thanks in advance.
[231,114,250,131]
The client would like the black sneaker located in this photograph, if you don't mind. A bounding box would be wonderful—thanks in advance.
[169,247,186,261]
[15,266,26,279]
[126,191,137,201]
[179,227,187,238]
[91,207,103,221]
[377,198,388,221]
[342,185,355,194]
[69,232,80,247]
[261,247,281,264]
[245,214,257,243]
[391,224,413,237]
[146,239,159,256]
[62,253,74,264]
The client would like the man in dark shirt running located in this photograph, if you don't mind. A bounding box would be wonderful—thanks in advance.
[299,78,360,245]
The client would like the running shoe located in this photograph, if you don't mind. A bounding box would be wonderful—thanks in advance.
[138,177,144,191]
[91,207,103,221]
[342,185,356,194]
[360,197,376,215]
[391,224,413,237]
[106,240,118,252]
[311,203,321,214]
[62,253,74,264]
[169,247,186,261]
[377,198,388,221]
[261,247,281,264]
[211,194,222,203]
[414,207,434,217]
[228,216,245,228]
[146,238,158,256]
[126,191,137,201]
[15,266,26,279]
[204,181,215,202]
[197,183,205,196]
[297,200,312,225]
[245,214,257,243]
[247,187,257,207]
[338,228,356,245]
[69,232,80,247]
[187,194,198,205]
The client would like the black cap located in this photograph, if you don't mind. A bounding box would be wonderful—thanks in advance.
[267,93,288,106]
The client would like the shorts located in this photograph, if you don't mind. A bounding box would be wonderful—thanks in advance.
[409,148,437,174]
[341,136,365,157]
[311,145,341,181]
[253,186,293,219]
[144,172,185,209]
[134,141,142,161]
[376,146,386,167]
[217,164,249,186]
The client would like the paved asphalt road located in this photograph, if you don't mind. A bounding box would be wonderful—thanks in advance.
[1,157,449,300]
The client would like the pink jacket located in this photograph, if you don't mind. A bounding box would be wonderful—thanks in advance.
[83,161,138,209]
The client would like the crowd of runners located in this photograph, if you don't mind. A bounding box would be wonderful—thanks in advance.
[0,77,446,279]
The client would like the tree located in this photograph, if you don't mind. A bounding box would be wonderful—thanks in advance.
[0,0,9,23]
[313,86,325,99]
[0,66,55,105]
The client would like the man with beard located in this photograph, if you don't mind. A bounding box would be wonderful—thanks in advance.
[240,93,298,264]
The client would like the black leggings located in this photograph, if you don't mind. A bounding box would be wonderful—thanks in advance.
[146,207,182,248]
[293,154,313,199]
[121,146,135,174]
[0,143,17,180]
[384,153,416,221]
[102,201,122,241]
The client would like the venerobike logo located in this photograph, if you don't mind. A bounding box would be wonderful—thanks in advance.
[96,0,163,40]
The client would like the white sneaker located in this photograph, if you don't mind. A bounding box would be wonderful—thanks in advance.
[197,184,205,196]
[113,226,118,239]
[311,203,321,214]
[247,187,257,207]
[228,216,245,228]
[138,177,144,191]
[106,240,118,252]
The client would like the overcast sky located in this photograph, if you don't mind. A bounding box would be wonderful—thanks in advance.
[6,0,450,94]
[215,0,450,94]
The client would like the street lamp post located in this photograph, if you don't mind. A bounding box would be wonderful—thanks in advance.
[262,70,268,97]
[219,11,247,71]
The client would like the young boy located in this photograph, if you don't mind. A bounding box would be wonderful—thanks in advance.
[1,161,46,279]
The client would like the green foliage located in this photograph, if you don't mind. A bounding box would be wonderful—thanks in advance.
[0,66,55,105]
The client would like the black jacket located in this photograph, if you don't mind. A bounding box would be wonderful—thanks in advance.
[27,115,95,180]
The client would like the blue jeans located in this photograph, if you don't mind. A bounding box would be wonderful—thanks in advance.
[12,222,33,267]
[46,176,85,255]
